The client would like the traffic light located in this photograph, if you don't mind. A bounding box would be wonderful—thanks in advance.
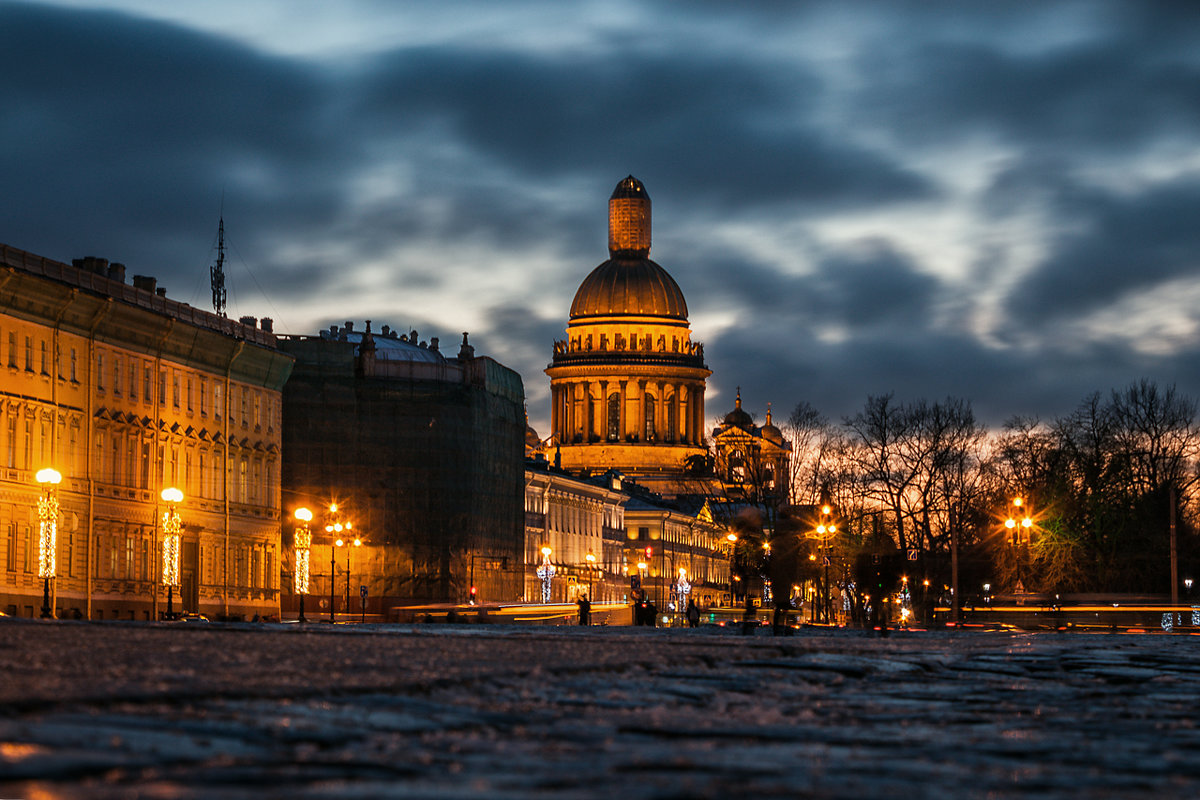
[645,546,652,559]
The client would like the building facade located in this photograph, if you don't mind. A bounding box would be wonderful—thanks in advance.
[711,391,792,505]
[0,245,292,620]
[545,177,710,486]
[279,324,526,616]
[523,459,627,604]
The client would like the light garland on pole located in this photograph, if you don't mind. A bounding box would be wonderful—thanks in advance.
[161,487,183,620]
[36,468,62,619]
[537,546,555,603]
[294,507,313,622]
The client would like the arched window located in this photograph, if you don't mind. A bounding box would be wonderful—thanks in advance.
[607,393,621,441]
[666,394,677,442]
[730,449,746,482]
[644,394,656,441]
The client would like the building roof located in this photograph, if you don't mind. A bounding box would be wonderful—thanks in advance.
[569,257,689,320]
[331,329,446,364]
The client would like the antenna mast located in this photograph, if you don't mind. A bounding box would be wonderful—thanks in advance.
[210,216,227,317]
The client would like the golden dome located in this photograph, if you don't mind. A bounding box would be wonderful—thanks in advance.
[569,176,688,321]
[569,257,688,320]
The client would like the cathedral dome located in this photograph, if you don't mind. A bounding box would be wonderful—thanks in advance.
[569,257,689,320]
[568,176,688,321]
[761,404,785,444]
[722,389,753,428]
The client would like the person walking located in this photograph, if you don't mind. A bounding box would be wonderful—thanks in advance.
[686,598,700,628]
[577,594,591,626]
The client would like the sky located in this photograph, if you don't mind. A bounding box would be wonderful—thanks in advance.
[3,0,1200,437]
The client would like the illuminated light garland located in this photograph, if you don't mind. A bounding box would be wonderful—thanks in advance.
[37,494,59,580]
[536,552,555,603]
[161,507,181,587]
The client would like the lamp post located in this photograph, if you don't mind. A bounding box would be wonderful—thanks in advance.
[336,535,362,621]
[1005,497,1033,594]
[293,507,312,623]
[725,532,738,607]
[537,545,555,603]
[160,487,183,620]
[324,504,352,622]
[815,503,837,624]
[585,549,597,600]
[36,468,62,619]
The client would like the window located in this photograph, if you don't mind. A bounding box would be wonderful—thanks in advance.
[5,524,15,571]
[113,358,121,395]
[159,369,166,406]
[6,332,14,367]
[23,525,33,573]
[143,364,152,403]
[5,414,14,468]
[253,394,261,428]
[40,341,49,375]
[240,388,248,427]
[140,441,150,490]
[238,458,248,504]
[24,336,33,371]
[199,380,207,415]
[607,393,620,440]
[187,377,194,412]
[70,348,77,382]
[214,384,223,420]
[644,394,656,441]
[172,372,180,408]
[129,363,137,400]
[125,537,134,580]
[667,394,677,442]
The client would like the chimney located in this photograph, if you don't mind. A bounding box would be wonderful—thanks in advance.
[344,321,354,333]
[260,318,273,333]
[156,287,167,297]
[381,325,391,337]
[239,316,257,327]
[107,262,126,283]
[132,275,157,294]
[430,337,439,352]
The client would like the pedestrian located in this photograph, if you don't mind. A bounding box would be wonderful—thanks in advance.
[577,594,591,626]
[686,598,700,628]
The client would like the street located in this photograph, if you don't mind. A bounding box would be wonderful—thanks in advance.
[2,618,1199,798]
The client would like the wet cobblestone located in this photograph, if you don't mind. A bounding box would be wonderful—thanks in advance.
[2,619,1199,798]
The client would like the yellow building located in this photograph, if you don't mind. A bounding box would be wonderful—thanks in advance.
[545,177,710,485]
[711,391,792,503]
[0,246,292,620]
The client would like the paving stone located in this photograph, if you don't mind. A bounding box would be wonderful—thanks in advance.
[2,619,1200,798]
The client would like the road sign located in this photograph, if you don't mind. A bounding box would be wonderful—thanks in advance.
[630,575,641,592]
[360,584,368,598]
[907,548,919,561]
[822,556,831,566]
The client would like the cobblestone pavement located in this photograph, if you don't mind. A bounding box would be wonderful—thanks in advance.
[2,619,1200,799]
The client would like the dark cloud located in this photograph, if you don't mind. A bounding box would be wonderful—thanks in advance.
[1011,176,1200,322]
[3,1,1200,437]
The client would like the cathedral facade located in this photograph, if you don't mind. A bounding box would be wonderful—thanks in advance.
[545,177,710,481]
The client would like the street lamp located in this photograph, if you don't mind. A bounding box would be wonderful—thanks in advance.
[335,535,363,621]
[585,549,597,600]
[726,532,738,606]
[1005,497,1034,593]
[160,487,183,620]
[324,504,353,622]
[537,545,555,603]
[815,502,837,623]
[36,468,62,619]
[293,507,313,623]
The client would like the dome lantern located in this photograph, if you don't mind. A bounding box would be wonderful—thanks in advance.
[608,176,651,257]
